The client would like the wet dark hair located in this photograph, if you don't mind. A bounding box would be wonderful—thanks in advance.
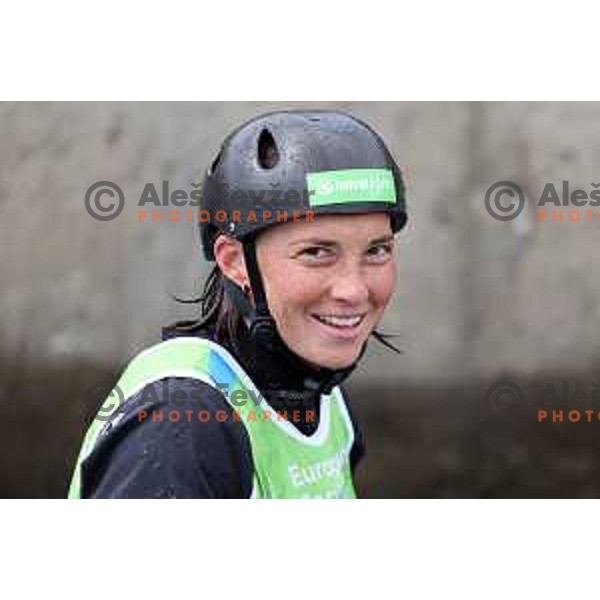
[167,266,247,346]
[168,265,402,355]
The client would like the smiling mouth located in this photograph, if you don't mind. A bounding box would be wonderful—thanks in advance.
[311,314,366,329]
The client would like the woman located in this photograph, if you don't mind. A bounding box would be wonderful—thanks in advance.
[68,109,408,499]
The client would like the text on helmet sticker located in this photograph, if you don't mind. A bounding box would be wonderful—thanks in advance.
[306,168,396,207]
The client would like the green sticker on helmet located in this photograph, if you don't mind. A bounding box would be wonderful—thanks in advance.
[306,168,396,207]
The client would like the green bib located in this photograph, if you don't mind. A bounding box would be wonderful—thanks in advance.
[68,337,357,499]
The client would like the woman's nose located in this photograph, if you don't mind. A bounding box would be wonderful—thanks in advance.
[328,264,370,305]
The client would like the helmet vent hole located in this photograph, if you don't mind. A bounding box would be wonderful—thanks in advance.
[257,128,279,169]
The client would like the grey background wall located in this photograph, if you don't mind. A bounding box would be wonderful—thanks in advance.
[2,101,600,498]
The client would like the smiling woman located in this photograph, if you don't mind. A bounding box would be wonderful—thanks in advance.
[67,110,408,499]
[252,213,396,370]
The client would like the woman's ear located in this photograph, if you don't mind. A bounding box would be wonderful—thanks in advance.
[213,235,248,289]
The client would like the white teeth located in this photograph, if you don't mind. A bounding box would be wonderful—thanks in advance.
[315,315,363,328]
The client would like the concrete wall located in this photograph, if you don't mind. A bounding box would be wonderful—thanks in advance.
[4,101,599,383]
[2,102,600,497]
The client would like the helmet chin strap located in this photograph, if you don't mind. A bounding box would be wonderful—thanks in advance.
[241,237,365,390]
[242,237,279,351]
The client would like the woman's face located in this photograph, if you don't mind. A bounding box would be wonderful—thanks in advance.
[256,213,397,369]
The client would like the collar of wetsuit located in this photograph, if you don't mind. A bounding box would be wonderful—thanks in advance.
[228,321,363,407]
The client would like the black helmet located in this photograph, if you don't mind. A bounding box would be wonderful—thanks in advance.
[199,109,408,358]
[200,110,407,261]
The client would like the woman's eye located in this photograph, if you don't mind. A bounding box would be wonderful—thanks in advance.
[366,244,393,261]
[299,246,333,260]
